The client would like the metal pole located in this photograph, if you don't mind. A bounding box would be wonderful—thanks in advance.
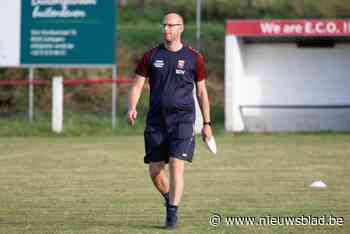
[112,66,117,128]
[196,0,202,51]
[194,0,204,133]
[28,68,34,122]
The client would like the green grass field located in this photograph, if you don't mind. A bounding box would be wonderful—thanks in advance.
[0,134,349,233]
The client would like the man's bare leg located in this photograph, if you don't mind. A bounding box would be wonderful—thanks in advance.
[149,161,169,196]
[164,157,185,229]
[149,158,184,229]
[169,157,185,205]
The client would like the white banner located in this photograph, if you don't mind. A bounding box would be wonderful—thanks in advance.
[0,0,21,67]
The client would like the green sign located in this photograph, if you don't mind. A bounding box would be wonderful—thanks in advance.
[20,0,116,66]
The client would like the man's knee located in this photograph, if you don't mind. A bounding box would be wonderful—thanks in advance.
[149,170,162,180]
[149,162,165,179]
[169,157,185,167]
[169,157,185,176]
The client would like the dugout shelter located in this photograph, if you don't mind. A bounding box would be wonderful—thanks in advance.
[225,19,350,132]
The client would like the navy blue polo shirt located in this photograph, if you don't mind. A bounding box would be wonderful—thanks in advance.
[135,43,207,125]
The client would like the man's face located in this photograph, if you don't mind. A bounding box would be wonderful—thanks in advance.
[162,14,183,43]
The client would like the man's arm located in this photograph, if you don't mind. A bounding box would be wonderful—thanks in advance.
[196,79,213,139]
[127,74,146,125]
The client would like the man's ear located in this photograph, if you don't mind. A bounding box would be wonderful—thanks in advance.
[180,25,184,33]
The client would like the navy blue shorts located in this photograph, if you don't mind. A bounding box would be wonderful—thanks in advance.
[144,121,195,164]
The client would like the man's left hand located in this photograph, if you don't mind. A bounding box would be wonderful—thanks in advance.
[201,124,213,141]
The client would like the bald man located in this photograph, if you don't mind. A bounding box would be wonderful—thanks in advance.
[127,13,212,229]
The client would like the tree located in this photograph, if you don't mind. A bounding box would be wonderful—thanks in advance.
[240,0,253,8]
[118,0,127,7]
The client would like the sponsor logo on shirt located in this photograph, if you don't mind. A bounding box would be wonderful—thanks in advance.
[154,60,164,68]
[176,69,185,75]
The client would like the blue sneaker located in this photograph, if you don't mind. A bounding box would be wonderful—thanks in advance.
[165,206,177,229]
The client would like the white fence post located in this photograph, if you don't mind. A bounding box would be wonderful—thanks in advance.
[52,76,63,133]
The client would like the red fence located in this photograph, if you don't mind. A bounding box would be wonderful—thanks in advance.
[0,78,133,86]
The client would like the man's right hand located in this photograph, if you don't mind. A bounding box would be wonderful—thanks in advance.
[127,108,138,125]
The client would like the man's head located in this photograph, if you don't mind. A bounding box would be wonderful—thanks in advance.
[162,13,184,44]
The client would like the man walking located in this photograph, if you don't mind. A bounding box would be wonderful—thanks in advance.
[127,13,213,229]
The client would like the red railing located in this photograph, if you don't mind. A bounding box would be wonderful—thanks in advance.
[0,77,133,86]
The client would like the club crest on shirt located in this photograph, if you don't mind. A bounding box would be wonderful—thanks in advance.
[154,60,164,68]
[177,60,185,69]
[176,60,186,75]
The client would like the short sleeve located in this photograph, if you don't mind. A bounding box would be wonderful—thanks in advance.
[135,52,150,78]
[135,47,158,78]
[195,54,207,82]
